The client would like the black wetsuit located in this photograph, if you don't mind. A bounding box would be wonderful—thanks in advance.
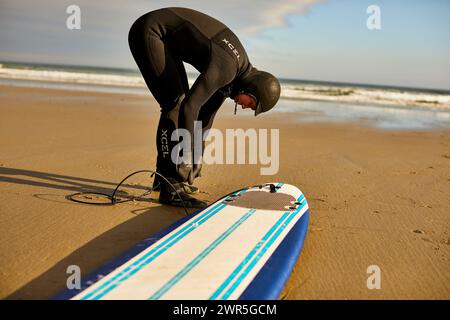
[128,7,252,182]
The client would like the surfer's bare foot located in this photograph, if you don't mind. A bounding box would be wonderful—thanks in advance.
[158,178,207,208]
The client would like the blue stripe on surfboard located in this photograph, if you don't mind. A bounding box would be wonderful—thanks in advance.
[145,182,284,300]
[209,193,305,300]
[214,196,307,300]
[239,210,309,299]
[221,201,307,299]
[53,187,253,300]
[82,188,250,300]
[53,208,205,300]
[82,203,227,300]
[149,183,284,300]
[148,208,257,300]
[209,193,304,300]
[81,192,243,300]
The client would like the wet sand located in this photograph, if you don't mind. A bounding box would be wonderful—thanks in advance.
[0,85,449,299]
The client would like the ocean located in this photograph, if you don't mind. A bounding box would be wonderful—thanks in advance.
[1,61,450,129]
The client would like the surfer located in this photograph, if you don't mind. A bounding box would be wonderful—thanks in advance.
[128,7,281,208]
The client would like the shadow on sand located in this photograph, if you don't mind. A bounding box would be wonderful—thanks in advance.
[0,167,191,299]
[0,167,150,198]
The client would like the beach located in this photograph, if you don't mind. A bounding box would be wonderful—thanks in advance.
[0,84,449,299]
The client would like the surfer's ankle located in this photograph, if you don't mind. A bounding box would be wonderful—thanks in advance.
[159,190,207,208]
[158,178,206,208]
[153,179,199,194]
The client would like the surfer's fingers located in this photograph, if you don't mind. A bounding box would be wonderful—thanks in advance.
[177,163,192,182]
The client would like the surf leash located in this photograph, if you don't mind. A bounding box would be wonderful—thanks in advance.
[67,170,190,216]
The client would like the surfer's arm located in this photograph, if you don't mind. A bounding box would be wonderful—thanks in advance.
[177,77,228,182]
[198,90,226,131]
[179,41,236,131]
[179,75,232,134]
[176,91,225,183]
[176,45,236,182]
[179,55,234,148]
[178,74,222,138]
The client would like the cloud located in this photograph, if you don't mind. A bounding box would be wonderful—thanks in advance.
[131,0,324,36]
[209,0,324,36]
[1,1,323,37]
[0,1,323,67]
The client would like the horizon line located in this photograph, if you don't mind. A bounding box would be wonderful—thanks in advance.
[1,60,449,94]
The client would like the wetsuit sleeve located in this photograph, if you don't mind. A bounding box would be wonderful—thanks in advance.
[178,45,236,150]
[198,91,226,131]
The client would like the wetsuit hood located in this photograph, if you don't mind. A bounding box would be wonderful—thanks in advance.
[237,67,281,116]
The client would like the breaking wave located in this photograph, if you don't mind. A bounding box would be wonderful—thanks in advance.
[1,63,449,110]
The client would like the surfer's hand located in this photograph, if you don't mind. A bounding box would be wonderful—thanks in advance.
[183,164,201,185]
[192,164,202,179]
[177,163,193,182]
[177,162,201,185]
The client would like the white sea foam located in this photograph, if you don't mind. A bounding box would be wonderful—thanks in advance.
[281,84,450,110]
[0,66,145,87]
[1,65,449,111]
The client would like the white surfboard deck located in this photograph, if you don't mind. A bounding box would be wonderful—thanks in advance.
[69,183,309,300]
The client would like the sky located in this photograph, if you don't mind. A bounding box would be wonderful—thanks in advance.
[0,0,449,90]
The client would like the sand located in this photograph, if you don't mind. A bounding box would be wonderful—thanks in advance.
[0,85,449,299]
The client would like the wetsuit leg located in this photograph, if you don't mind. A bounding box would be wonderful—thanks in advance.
[128,18,189,180]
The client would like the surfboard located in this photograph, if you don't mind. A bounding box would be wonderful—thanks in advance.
[55,183,309,300]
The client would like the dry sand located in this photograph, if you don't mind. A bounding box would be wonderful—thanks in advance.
[0,85,449,299]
